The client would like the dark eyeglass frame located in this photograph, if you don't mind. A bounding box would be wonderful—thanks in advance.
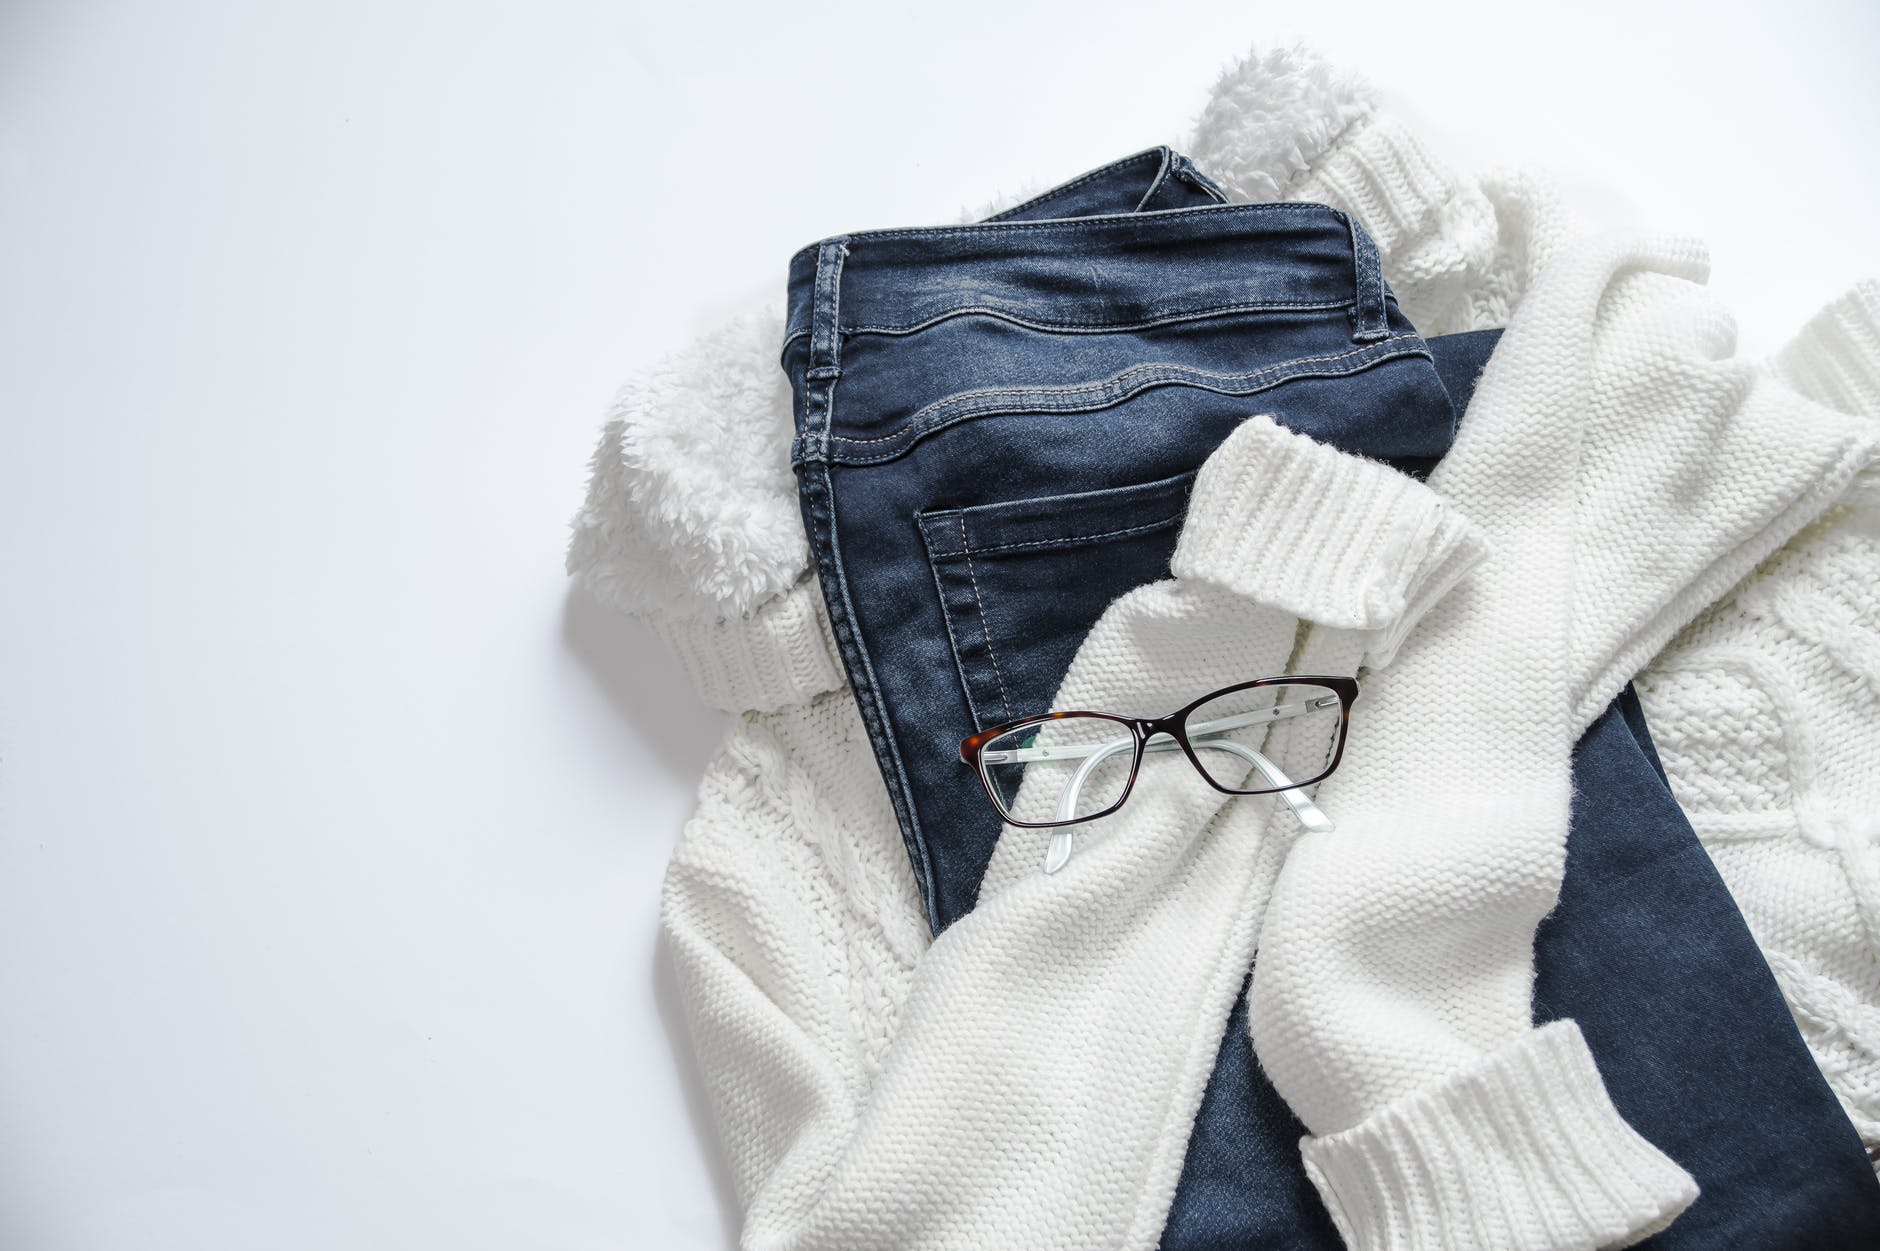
[957,675,1360,829]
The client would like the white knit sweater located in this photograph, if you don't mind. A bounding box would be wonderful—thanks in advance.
[1635,280,1880,1152]
[566,44,1880,1250]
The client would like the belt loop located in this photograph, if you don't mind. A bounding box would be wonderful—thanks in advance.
[795,238,849,466]
[1345,213,1390,342]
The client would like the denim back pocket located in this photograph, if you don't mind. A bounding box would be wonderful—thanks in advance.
[917,469,1196,732]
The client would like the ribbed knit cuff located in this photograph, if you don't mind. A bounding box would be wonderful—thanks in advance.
[1774,279,1880,421]
[644,575,847,714]
[1300,1020,1699,1251]
[1171,414,1485,654]
[1289,111,1463,267]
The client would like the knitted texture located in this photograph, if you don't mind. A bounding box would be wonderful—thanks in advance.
[642,576,846,714]
[1299,1021,1698,1250]
[663,690,929,1207]
[665,423,1476,1247]
[1168,415,1485,653]
[1241,230,1880,1246]
[972,231,1879,1247]
[572,44,1473,1248]
[564,39,1880,1251]
[976,416,1485,900]
[1636,280,1880,1152]
[1223,96,1573,338]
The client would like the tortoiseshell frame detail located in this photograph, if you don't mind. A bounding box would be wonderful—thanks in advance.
[957,675,1360,829]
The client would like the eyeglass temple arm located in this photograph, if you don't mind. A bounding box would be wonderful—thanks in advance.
[1042,735,1335,875]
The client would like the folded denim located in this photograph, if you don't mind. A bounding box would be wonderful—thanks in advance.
[782,146,1880,1246]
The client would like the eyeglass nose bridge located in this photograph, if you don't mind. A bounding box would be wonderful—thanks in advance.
[1132,715,1186,744]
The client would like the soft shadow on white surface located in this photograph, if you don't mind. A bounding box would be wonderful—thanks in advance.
[562,584,739,1243]
[561,586,726,787]
[5,2,1879,1247]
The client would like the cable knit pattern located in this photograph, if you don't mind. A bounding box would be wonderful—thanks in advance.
[566,39,1880,1250]
[1239,229,1880,1248]
[664,691,928,1204]
[1638,662,1795,814]
[1636,280,1880,1155]
[671,423,1476,1248]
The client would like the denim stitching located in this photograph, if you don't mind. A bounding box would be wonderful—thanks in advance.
[1130,148,1172,213]
[1344,210,1390,342]
[787,297,1385,351]
[842,298,1356,337]
[799,241,942,930]
[785,200,1346,266]
[831,336,1420,447]
[805,455,939,924]
[983,148,1162,222]
[828,339,1429,466]
[844,200,1333,240]
[917,513,1000,734]
[1169,157,1229,204]
[784,295,1372,352]
[959,514,1014,723]
[933,511,1187,557]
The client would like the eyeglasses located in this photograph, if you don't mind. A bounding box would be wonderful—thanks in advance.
[958,676,1359,874]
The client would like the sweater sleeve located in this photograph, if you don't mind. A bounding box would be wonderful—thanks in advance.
[1633,279,1880,1152]
[1562,272,1880,732]
[1241,235,1880,1251]
[665,415,1484,1250]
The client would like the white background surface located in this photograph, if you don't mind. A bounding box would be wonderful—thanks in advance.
[2,2,1876,1247]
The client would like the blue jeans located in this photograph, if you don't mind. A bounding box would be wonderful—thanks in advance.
[782,147,1880,1246]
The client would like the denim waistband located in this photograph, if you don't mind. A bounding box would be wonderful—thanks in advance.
[978,145,1230,223]
[782,197,1391,354]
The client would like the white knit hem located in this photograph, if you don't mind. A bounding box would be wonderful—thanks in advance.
[1289,111,1460,262]
[644,575,846,713]
[1171,413,1486,637]
[1299,1020,1698,1251]
[1774,278,1880,421]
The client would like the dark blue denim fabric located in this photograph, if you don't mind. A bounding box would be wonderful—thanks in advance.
[784,149,1449,929]
[782,148,1880,1247]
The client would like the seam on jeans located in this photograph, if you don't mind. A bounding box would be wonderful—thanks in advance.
[836,336,1414,441]
[830,335,1421,448]
[828,341,1431,466]
[958,514,1014,724]
[842,298,1355,338]
[836,342,1431,466]
[800,305,942,927]
[983,148,1160,222]
[785,200,1346,267]
[1170,157,1229,205]
[786,296,1394,352]
[933,510,1188,558]
[919,519,993,733]
[817,457,940,930]
[1131,147,1173,213]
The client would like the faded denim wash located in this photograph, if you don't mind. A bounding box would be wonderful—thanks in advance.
[782,147,1880,1247]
